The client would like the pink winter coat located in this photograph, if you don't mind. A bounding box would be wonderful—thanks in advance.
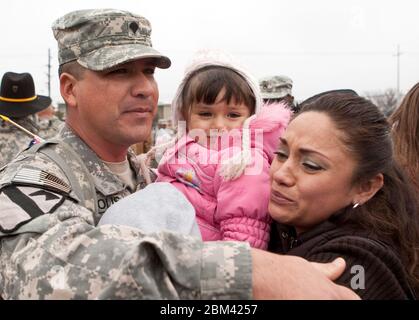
[156,103,291,249]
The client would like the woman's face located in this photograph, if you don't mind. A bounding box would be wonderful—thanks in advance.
[269,111,360,234]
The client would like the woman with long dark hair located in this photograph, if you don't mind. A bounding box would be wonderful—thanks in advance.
[268,91,419,299]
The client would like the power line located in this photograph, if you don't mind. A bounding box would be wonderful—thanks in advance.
[1,51,419,59]
[232,50,418,56]
[225,49,419,57]
[0,53,49,58]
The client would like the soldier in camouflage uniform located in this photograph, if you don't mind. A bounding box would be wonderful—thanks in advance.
[37,105,64,139]
[0,9,359,300]
[259,75,299,112]
[0,72,52,167]
[0,114,39,167]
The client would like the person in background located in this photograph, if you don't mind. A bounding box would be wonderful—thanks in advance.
[155,119,175,143]
[153,118,175,162]
[36,104,64,139]
[259,75,298,112]
[388,82,419,192]
[0,71,51,167]
[268,90,419,299]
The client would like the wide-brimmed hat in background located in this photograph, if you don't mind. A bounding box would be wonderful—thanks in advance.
[0,72,51,118]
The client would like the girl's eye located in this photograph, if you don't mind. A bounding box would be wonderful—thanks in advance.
[198,112,212,117]
[302,161,323,172]
[274,151,288,161]
[227,113,241,118]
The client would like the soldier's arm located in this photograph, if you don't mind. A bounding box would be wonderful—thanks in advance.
[1,197,358,299]
[0,149,251,299]
[251,248,360,299]
[0,203,251,299]
[0,158,357,300]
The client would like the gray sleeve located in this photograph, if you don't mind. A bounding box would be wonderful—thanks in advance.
[0,204,252,299]
[98,182,201,239]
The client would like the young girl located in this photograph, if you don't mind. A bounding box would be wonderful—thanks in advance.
[100,50,290,249]
[155,50,290,248]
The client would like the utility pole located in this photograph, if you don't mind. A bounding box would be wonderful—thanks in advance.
[47,48,51,97]
[394,44,403,97]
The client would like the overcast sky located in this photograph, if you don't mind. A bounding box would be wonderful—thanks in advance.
[1,0,418,105]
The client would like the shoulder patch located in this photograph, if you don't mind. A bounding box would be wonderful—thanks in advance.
[12,167,71,194]
[0,185,65,233]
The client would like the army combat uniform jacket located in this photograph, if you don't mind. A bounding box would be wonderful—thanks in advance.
[0,116,39,168]
[0,125,252,299]
[37,116,65,139]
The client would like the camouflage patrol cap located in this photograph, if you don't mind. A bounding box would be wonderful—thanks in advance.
[259,75,293,99]
[52,9,171,71]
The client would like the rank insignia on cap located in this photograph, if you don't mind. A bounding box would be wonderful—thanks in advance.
[12,167,71,194]
[129,21,139,34]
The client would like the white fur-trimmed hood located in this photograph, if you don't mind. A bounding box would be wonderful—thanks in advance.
[171,49,262,125]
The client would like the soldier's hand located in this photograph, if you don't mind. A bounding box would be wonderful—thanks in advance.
[310,257,346,281]
[251,249,360,300]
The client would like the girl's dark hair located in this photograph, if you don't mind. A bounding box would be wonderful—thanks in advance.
[298,92,419,293]
[180,66,256,121]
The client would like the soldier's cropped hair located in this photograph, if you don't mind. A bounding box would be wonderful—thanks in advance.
[58,61,86,80]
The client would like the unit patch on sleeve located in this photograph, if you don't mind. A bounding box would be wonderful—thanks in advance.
[0,185,65,233]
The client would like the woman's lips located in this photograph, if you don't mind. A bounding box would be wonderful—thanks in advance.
[270,190,295,205]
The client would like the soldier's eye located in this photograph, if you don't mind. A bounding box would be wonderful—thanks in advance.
[107,68,128,75]
[144,68,155,75]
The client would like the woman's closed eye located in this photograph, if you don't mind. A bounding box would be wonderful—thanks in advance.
[274,150,288,161]
[274,150,324,172]
[302,160,323,172]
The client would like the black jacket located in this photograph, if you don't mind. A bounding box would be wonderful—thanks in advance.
[269,218,416,300]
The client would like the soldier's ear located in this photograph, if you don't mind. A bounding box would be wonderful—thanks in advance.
[60,73,78,109]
